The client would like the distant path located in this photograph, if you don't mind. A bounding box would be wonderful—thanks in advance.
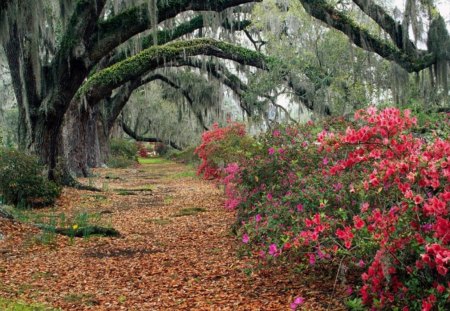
[0,159,345,310]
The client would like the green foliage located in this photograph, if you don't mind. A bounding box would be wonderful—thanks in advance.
[107,138,138,168]
[0,297,59,311]
[166,146,200,165]
[0,148,61,208]
[154,142,168,155]
[345,297,365,311]
[109,138,138,159]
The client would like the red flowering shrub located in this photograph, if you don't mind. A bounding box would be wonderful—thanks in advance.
[194,122,249,179]
[197,108,450,310]
[137,142,148,158]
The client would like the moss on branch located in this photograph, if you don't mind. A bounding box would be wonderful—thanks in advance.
[78,38,272,103]
[299,0,434,72]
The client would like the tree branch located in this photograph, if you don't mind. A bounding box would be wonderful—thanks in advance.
[122,122,182,150]
[299,0,434,72]
[89,0,259,62]
[99,15,251,70]
[78,38,272,105]
[106,73,208,131]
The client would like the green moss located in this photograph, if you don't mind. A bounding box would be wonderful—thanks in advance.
[0,297,59,310]
[77,38,271,99]
[98,6,144,35]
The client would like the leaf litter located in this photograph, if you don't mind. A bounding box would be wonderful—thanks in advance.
[0,160,346,310]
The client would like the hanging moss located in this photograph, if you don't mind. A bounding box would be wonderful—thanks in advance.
[427,14,450,95]
[77,38,272,101]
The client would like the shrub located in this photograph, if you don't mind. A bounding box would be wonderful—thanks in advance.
[195,122,259,179]
[0,148,61,207]
[109,138,138,159]
[154,142,168,156]
[197,108,450,310]
[108,138,138,168]
[106,156,136,168]
[166,146,200,165]
[137,142,149,158]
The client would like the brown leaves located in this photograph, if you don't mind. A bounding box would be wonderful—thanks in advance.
[0,162,346,310]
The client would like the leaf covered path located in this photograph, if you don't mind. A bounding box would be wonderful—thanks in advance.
[0,160,346,310]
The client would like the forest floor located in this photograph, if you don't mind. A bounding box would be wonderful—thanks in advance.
[0,159,347,310]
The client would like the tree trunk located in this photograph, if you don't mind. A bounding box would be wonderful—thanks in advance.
[63,100,111,177]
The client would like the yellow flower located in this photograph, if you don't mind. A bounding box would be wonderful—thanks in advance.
[72,224,78,230]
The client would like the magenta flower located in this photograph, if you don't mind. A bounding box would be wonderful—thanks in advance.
[255,214,262,222]
[290,297,305,310]
[309,253,316,265]
[268,244,278,256]
[296,204,304,212]
[273,129,281,137]
[242,234,249,244]
[267,193,273,201]
[268,147,275,155]
[358,259,365,268]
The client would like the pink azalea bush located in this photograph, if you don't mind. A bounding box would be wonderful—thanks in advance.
[196,108,450,310]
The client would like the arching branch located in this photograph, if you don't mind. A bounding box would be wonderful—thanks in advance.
[90,0,259,62]
[99,15,251,70]
[122,122,182,150]
[298,0,434,72]
[106,73,208,131]
[78,38,272,106]
[352,0,415,52]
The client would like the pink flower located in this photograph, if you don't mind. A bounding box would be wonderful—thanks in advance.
[273,129,281,137]
[255,214,262,222]
[358,259,365,268]
[267,193,273,201]
[268,147,275,155]
[290,297,305,310]
[346,286,353,295]
[296,204,304,212]
[309,253,316,265]
[322,157,329,165]
[269,244,278,256]
[413,194,423,205]
[242,234,249,244]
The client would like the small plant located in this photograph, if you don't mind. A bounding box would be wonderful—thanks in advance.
[0,148,61,208]
[0,297,59,310]
[106,156,136,168]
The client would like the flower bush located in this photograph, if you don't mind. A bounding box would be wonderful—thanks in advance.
[196,108,450,310]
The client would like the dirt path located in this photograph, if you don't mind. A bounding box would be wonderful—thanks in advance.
[0,160,346,310]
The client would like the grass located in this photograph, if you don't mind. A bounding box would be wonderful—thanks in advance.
[144,218,172,225]
[116,190,136,195]
[0,297,58,310]
[169,170,197,179]
[172,207,207,217]
[7,208,114,244]
[138,157,170,164]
